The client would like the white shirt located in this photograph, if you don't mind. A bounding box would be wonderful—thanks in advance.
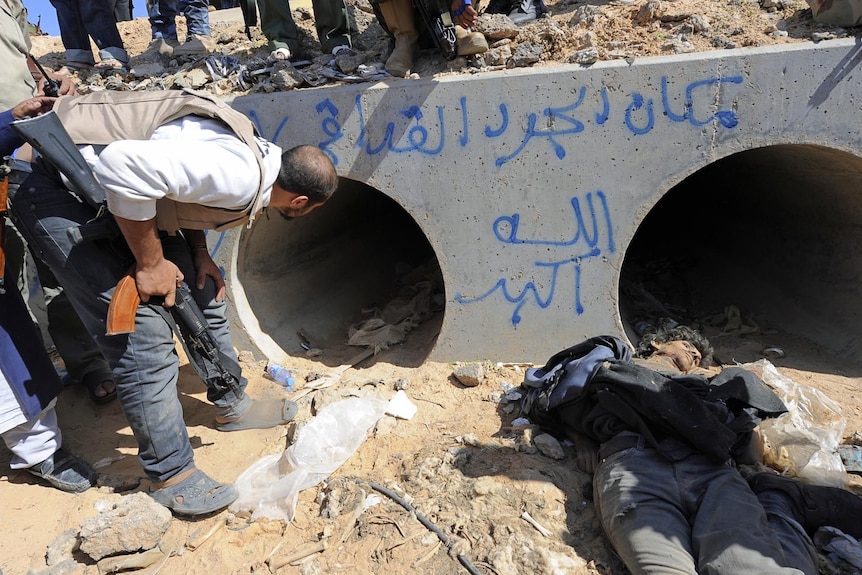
[81,116,282,222]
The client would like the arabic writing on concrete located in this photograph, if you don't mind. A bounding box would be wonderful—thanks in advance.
[454,190,615,325]
[246,73,743,167]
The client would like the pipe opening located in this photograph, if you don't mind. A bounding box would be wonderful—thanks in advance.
[620,144,862,368]
[237,178,445,367]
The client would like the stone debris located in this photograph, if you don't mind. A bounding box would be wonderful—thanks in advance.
[79,492,172,561]
[453,362,485,387]
[45,528,79,567]
[534,433,566,460]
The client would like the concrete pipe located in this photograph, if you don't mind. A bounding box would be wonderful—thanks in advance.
[208,39,862,364]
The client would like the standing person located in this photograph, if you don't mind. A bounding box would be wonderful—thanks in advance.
[9,89,338,516]
[1,95,97,494]
[49,0,130,72]
[373,0,487,77]
[1,0,117,405]
[146,0,215,57]
[259,0,355,61]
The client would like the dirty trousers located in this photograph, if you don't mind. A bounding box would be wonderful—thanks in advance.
[593,435,817,575]
[8,170,247,483]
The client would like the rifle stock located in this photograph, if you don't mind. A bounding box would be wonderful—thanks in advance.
[106,272,141,335]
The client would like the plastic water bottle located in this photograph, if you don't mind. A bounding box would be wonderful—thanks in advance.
[266,363,294,392]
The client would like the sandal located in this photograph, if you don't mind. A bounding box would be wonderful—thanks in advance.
[57,61,94,75]
[84,377,117,405]
[215,398,298,432]
[95,58,128,73]
[149,469,238,516]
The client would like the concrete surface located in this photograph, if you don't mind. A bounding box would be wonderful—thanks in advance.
[210,38,862,364]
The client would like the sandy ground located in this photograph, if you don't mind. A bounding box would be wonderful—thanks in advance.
[4,2,862,575]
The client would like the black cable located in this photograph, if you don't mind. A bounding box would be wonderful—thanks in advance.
[354,478,484,575]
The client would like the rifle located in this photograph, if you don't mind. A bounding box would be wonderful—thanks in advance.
[11,110,107,209]
[0,162,9,294]
[108,274,246,399]
[28,54,61,97]
[414,0,457,60]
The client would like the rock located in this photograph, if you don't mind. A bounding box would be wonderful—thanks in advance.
[534,433,566,460]
[689,14,710,33]
[634,0,664,26]
[569,4,602,27]
[568,46,599,65]
[485,44,511,66]
[28,559,82,575]
[79,492,172,561]
[335,49,364,74]
[453,363,485,387]
[270,61,304,90]
[511,42,543,67]
[475,13,520,40]
[186,67,210,88]
[46,528,79,566]
[237,350,255,363]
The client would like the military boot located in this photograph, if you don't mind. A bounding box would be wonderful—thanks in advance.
[455,25,488,56]
[377,0,419,77]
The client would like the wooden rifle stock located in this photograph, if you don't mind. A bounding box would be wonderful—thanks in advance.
[106,272,141,335]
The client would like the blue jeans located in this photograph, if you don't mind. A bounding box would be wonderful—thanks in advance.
[593,433,817,575]
[8,168,247,483]
[149,0,211,39]
[49,0,128,64]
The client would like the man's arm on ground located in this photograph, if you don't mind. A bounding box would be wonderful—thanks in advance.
[114,216,182,306]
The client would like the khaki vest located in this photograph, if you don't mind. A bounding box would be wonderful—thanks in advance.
[53,89,268,232]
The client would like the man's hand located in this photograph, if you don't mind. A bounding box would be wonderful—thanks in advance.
[37,72,76,97]
[11,96,56,120]
[451,0,478,28]
[192,250,226,302]
[113,216,182,306]
[134,258,183,307]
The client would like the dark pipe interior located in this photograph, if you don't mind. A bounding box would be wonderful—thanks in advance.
[237,178,444,366]
[620,144,862,364]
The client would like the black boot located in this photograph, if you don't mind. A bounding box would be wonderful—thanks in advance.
[748,472,862,539]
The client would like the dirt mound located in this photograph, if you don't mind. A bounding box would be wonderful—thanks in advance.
[28,0,846,95]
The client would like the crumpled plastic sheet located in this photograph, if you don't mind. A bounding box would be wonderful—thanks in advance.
[745,359,849,487]
[231,396,389,522]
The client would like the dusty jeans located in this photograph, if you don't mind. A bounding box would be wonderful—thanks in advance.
[593,432,817,575]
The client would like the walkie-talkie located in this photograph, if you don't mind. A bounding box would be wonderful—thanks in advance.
[28,54,61,97]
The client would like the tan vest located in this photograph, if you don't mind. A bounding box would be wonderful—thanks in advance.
[53,89,268,232]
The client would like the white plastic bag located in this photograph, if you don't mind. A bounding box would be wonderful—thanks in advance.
[744,359,848,487]
[231,396,389,522]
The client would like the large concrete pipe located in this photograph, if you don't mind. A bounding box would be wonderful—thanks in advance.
[208,39,862,364]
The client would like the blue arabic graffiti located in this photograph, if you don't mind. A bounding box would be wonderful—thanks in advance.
[245,72,744,168]
[454,191,614,325]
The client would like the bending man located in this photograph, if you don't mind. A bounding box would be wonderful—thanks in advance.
[9,89,338,516]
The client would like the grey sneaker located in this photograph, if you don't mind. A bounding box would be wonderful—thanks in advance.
[27,447,96,493]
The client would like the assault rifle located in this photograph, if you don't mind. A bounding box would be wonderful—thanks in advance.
[108,276,245,399]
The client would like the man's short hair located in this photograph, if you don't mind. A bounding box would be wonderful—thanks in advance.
[277,145,338,205]
[635,325,714,367]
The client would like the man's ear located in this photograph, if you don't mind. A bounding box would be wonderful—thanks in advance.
[289,195,309,209]
[649,340,661,351]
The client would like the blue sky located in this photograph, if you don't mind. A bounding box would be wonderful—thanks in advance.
[23,0,148,36]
